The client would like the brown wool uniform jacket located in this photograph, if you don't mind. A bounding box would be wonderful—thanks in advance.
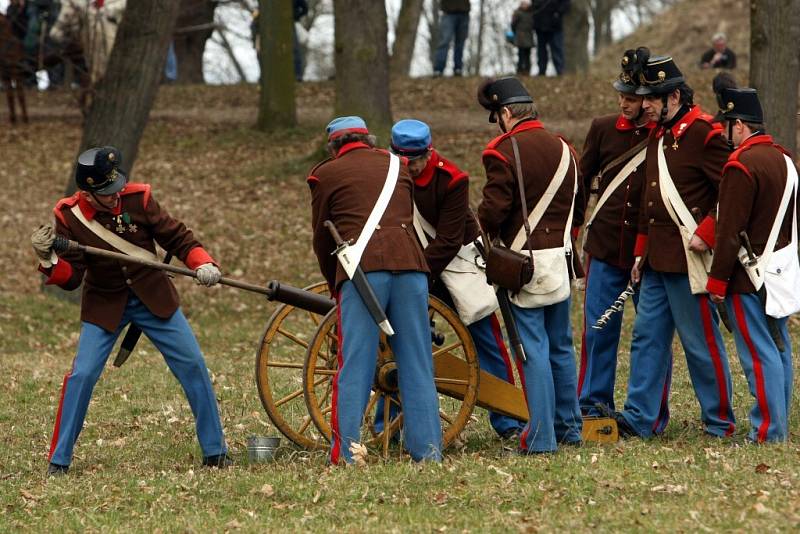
[412,149,480,279]
[707,135,800,295]
[308,142,428,292]
[575,113,653,269]
[634,105,728,273]
[41,184,217,332]
[478,119,583,277]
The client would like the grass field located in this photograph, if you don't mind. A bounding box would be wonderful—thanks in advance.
[1,76,799,532]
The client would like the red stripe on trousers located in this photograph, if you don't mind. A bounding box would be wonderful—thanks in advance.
[577,255,592,394]
[698,297,734,436]
[48,372,71,461]
[489,314,515,384]
[329,297,344,464]
[732,295,771,442]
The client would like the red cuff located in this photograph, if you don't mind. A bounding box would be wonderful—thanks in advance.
[185,247,216,269]
[40,259,73,286]
[633,233,648,257]
[706,277,728,296]
[694,216,716,248]
[571,226,580,240]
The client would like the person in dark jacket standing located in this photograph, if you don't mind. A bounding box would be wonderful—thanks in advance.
[31,147,230,476]
[533,0,570,76]
[700,32,737,69]
[433,0,470,77]
[600,54,736,439]
[707,88,798,443]
[573,48,658,418]
[477,78,583,454]
[307,116,442,464]
[511,1,535,76]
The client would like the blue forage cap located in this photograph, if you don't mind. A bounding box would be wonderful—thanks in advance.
[326,116,369,140]
[390,119,432,158]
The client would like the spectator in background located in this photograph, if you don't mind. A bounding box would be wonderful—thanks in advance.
[433,0,470,77]
[7,0,29,42]
[251,0,308,82]
[700,32,736,69]
[511,1,535,76]
[164,41,178,83]
[711,71,737,123]
[533,0,570,76]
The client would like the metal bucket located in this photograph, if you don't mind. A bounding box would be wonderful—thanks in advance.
[247,436,281,463]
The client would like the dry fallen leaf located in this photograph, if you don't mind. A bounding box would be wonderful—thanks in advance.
[257,484,275,497]
[349,442,368,467]
[755,463,770,474]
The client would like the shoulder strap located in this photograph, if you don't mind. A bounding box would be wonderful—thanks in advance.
[656,137,698,231]
[758,155,798,269]
[343,153,401,273]
[510,139,571,250]
[594,137,649,185]
[586,146,647,229]
[412,203,436,248]
[70,204,158,261]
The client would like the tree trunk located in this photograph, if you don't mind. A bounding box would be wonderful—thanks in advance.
[333,0,392,140]
[66,0,180,196]
[750,0,800,154]
[391,0,424,77]
[173,0,217,84]
[564,0,590,73]
[468,0,486,76]
[426,1,440,72]
[590,0,614,55]
[256,0,297,131]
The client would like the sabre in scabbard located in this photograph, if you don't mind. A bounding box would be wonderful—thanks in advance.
[473,239,526,362]
[592,281,637,330]
[324,220,395,336]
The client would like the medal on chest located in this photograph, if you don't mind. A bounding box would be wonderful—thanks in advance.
[114,212,138,234]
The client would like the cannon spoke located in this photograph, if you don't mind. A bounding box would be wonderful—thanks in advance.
[432,340,463,358]
[439,411,454,425]
[277,327,309,348]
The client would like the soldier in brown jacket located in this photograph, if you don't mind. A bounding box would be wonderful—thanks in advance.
[602,54,736,439]
[574,48,659,418]
[308,116,442,464]
[390,118,525,440]
[707,88,797,442]
[477,77,583,453]
[30,147,229,476]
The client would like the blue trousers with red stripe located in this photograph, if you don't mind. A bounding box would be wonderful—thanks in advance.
[621,270,735,438]
[578,256,644,415]
[48,295,227,467]
[469,314,526,436]
[511,298,582,453]
[331,271,442,464]
[727,293,792,442]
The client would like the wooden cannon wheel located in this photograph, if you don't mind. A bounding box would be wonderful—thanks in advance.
[255,281,331,450]
[302,294,480,457]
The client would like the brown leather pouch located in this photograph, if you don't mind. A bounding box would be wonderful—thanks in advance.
[485,244,534,293]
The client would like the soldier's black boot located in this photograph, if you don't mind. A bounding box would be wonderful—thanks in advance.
[202,453,234,468]
[47,463,69,477]
[594,402,639,439]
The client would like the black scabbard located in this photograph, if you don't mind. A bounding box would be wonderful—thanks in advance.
[113,252,174,367]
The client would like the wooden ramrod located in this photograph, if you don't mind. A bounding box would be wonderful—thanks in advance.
[51,235,336,314]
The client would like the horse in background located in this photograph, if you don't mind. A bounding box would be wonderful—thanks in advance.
[0,13,28,124]
[49,0,126,113]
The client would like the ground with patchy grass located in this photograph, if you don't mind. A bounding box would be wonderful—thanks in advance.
[2,70,800,532]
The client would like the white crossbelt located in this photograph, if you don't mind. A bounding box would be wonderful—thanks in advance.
[70,203,158,261]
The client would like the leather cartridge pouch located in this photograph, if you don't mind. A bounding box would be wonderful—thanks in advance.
[485,241,534,293]
[484,136,536,293]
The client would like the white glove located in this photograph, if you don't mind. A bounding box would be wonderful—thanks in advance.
[31,224,58,268]
[195,263,221,287]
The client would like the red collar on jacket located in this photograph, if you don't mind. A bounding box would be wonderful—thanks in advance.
[414,149,468,188]
[336,141,371,158]
[738,133,774,151]
[655,105,708,140]
[616,115,655,132]
[486,119,544,149]
[77,191,122,220]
